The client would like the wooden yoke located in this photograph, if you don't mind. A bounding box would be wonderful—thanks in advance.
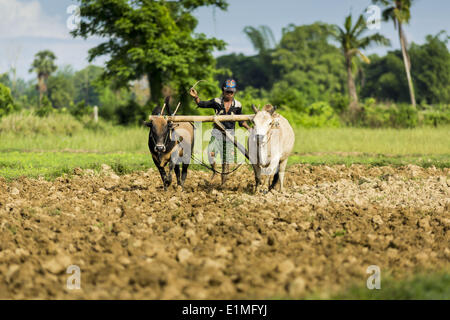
[148,114,255,122]
[148,114,254,161]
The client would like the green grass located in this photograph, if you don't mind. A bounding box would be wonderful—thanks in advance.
[0,151,152,180]
[329,272,450,300]
[0,123,449,180]
[0,126,148,153]
[293,126,450,155]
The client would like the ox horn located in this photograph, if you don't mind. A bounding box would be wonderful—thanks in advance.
[160,103,166,116]
[251,104,258,114]
[172,102,181,116]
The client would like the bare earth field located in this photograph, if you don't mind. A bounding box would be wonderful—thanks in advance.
[0,164,449,299]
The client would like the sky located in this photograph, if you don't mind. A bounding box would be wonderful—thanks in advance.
[0,0,449,81]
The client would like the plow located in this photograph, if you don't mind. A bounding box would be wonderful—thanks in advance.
[149,114,256,162]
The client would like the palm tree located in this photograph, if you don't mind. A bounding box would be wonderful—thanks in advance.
[243,25,277,88]
[243,25,277,54]
[373,0,416,107]
[29,50,57,104]
[332,14,390,113]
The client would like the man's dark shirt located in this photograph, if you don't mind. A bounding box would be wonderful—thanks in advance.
[197,97,244,131]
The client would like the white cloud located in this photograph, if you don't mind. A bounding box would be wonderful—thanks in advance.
[0,0,69,39]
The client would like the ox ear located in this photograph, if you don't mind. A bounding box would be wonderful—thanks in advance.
[168,121,179,129]
[263,104,276,115]
[251,104,258,114]
[164,96,172,115]
[144,121,152,128]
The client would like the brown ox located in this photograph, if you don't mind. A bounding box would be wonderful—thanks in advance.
[145,97,194,190]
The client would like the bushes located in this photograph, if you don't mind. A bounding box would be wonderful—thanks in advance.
[359,99,449,128]
[360,100,417,128]
[282,102,341,128]
[0,83,18,118]
[0,111,83,136]
[419,104,450,127]
[115,99,150,126]
[69,100,94,119]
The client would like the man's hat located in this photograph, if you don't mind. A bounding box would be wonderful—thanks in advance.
[222,79,237,92]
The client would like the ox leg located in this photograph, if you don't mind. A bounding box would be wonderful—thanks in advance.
[269,164,280,191]
[278,159,288,192]
[154,159,169,191]
[252,164,262,193]
[174,163,181,186]
[166,161,174,188]
[180,163,189,187]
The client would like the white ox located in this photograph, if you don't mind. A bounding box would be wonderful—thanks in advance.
[249,104,295,192]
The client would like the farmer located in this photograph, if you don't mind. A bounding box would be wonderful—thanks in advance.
[189,79,251,185]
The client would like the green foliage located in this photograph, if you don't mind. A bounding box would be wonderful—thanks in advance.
[0,151,151,181]
[69,100,93,119]
[272,23,347,106]
[72,0,228,103]
[331,13,390,110]
[29,50,58,102]
[34,96,54,117]
[115,99,149,126]
[362,32,450,104]
[358,99,448,128]
[0,111,83,136]
[0,83,17,117]
[373,0,414,25]
[73,65,104,106]
[97,87,133,122]
[410,32,450,104]
[236,87,270,110]
[29,50,57,78]
[331,272,450,300]
[216,53,274,90]
[243,25,276,53]
[361,52,409,102]
[47,67,76,109]
[1,124,449,180]
[282,102,341,128]
[419,104,450,127]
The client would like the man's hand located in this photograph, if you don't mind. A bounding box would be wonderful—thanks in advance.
[242,121,251,131]
[189,88,200,105]
[189,88,198,99]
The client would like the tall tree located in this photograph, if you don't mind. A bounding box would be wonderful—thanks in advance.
[73,65,104,106]
[271,23,347,110]
[409,31,450,104]
[72,0,228,105]
[29,50,57,104]
[331,14,390,112]
[242,25,278,89]
[373,0,416,107]
[47,66,76,109]
[243,25,276,54]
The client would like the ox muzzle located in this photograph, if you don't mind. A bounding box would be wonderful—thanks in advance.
[155,144,166,153]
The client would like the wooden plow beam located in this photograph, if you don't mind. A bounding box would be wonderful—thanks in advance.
[148,114,255,122]
[148,114,255,161]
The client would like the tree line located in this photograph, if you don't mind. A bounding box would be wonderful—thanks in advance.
[0,0,449,127]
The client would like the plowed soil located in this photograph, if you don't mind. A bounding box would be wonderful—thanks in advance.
[0,164,449,299]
